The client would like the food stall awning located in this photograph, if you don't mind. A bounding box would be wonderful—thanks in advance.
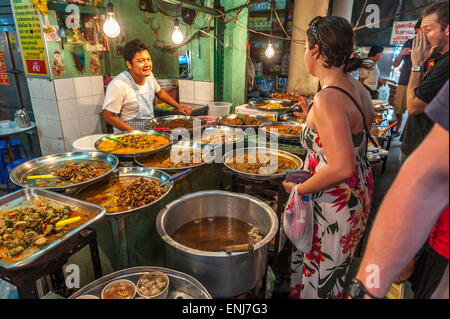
[351,0,433,47]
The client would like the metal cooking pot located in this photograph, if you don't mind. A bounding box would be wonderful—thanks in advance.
[156,190,278,298]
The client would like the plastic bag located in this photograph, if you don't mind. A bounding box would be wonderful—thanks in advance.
[283,187,314,252]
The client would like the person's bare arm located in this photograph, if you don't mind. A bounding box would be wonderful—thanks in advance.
[283,91,357,195]
[393,48,411,68]
[407,70,428,115]
[102,110,134,132]
[156,89,192,115]
[355,123,449,298]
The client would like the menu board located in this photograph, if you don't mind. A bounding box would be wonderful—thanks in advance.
[0,50,10,86]
[11,0,50,78]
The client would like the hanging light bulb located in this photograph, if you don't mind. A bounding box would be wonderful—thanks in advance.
[172,18,184,45]
[103,1,120,38]
[265,41,275,58]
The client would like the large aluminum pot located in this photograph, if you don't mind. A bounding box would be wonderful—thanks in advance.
[156,190,278,298]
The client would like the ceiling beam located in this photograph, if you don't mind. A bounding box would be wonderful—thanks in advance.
[158,0,217,16]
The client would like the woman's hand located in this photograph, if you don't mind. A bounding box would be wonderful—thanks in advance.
[282,181,298,194]
[292,96,310,121]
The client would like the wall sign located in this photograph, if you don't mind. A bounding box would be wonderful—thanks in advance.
[391,21,417,46]
[11,0,51,79]
[0,50,11,86]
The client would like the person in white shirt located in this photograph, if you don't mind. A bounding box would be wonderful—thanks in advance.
[359,46,387,99]
[102,39,191,133]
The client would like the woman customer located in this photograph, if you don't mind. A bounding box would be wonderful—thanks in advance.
[282,16,375,299]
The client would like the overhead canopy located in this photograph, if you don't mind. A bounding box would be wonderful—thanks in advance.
[351,0,434,47]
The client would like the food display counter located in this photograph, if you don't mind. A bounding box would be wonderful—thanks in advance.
[1,111,309,299]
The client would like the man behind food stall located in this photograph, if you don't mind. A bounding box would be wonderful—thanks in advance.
[102,39,191,133]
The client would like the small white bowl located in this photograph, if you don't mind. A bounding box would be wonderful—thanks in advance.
[75,294,100,299]
[101,279,136,299]
[136,271,169,299]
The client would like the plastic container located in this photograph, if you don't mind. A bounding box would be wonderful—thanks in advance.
[72,134,107,152]
[207,102,232,117]
[0,120,11,129]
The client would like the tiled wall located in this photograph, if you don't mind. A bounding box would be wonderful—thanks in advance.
[179,80,214,106]
[27,76,105,155]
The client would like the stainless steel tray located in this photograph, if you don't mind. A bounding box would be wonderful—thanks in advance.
[223,147,303,181]
[248,99,293,112]
[134,141,215,174]
[70,167,174,217]
[196,125,246,148]
[260,121,305,141]
[145,115,208,136]
[0,188,106,269]
[9,151,119,192]
[94,130,173,159]
[68,266,212,299]
[217,114,272,130]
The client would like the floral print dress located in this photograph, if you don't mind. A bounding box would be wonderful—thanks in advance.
[289,125,374,299]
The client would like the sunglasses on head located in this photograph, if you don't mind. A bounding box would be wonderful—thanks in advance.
[308,16,323,42]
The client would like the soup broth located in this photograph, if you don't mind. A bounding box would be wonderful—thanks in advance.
[170,217,263,252]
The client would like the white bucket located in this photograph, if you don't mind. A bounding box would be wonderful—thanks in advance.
[208,102,232,117]
[72,134,107,152]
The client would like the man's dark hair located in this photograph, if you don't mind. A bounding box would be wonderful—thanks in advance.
[123,39,150,64]
[368,46,384,58]
[423,1,449,31]
[415,18,422,30]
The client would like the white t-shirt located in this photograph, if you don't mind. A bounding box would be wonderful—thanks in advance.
[359,59,380,91]
[102,72,161,121]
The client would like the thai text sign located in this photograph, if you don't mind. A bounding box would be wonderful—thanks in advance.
[11,0,50,78]
[391,21,417,46]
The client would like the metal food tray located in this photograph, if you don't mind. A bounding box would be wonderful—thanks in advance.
[197,126,246,148]
[145,115,208,136]
[68,266,212,299]
[0,188,106,269]
[260,121,305,141]
[248,99,293,112]
[70,167,174,217]
[223,147,303,181]
[94,130,173,159]
[9,151,119,192]
[217,114,272,130]
[134,141,215,174]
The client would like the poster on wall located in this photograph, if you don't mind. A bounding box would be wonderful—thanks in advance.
[391,21,417,46]
[0,51,11,86]
[10,0,51,79]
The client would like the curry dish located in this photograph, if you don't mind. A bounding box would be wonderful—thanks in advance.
[259,103,288,110]
[229,153,299,175]
[272,92,302,102]
[98,134,169,154]
[76,176,166,214]
[21,160,110,188]
[0,200,95,263]
[221,115,264,126]
[266,125,303,136]
[140,148,204,169]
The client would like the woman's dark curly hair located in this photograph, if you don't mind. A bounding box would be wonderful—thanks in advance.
[307,16,372,73]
